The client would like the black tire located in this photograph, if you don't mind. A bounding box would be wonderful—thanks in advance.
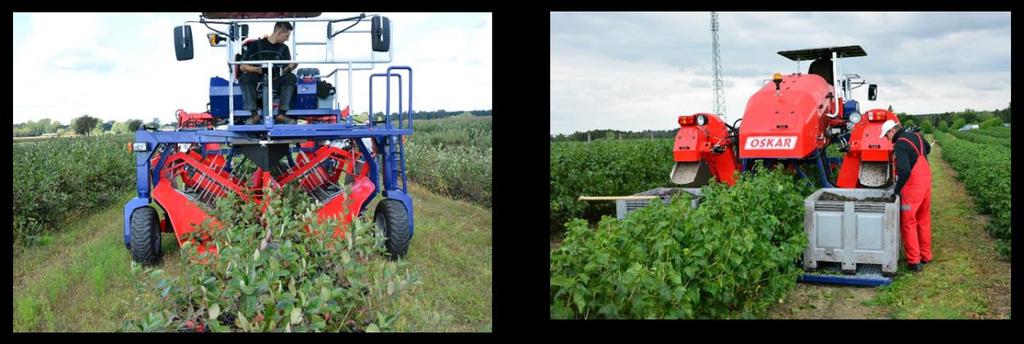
[374,199,410,259]
[130,206,162,265]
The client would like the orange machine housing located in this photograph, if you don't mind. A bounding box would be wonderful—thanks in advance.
[673,113,738,186]
[835,109,900,188]
[738,73,836,159]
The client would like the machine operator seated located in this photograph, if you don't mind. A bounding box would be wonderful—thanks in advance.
[238,21,298,125]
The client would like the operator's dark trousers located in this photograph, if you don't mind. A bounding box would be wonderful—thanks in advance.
[239,71,297,112]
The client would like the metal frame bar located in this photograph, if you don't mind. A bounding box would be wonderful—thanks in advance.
[133,15,416,247]
[190,16,393,126]
[831,51,840,118]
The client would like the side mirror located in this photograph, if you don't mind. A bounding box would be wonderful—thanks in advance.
[868,84,877,101]
[174,25,194,61]
[371,16,391,52]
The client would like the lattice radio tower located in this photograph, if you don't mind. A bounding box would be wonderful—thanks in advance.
[711,12,726,121]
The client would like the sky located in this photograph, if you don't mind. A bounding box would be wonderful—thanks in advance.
[550,12,1011,135]
[12,12,492,125]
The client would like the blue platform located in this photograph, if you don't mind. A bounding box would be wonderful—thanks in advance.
[799,262,893,287]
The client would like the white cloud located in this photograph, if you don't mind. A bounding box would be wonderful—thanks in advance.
[12,12,492,125]
[550,11,1011,134]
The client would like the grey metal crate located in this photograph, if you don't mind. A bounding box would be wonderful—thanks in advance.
[803,188,901,275]
[615,188,702,220]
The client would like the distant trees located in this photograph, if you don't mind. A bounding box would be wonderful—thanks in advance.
[900,103,1010,131]
[550,128,678,142]
[920,120,933,134]
[980,117,1003,129]
[406,109,491,120]
[127,119,144,132]
[12,118,62,137]
[72,115,101,136]
[13,117,157,137]
[952,118,966,131]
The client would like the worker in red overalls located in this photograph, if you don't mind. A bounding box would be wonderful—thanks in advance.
[880,120,932,272]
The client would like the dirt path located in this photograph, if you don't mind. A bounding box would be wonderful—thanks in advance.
[769,136,1011,319]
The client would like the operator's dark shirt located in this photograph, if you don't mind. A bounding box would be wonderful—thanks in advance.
[243,37,291,76]
[891,128,931,195]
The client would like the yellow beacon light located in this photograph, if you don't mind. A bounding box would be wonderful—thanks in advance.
[772,73,783,95]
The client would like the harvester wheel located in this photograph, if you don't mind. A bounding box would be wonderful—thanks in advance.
[374,199,410,259]
[130,206,162,265]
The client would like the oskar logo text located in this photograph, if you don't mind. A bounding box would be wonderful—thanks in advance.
[744,136,797,150]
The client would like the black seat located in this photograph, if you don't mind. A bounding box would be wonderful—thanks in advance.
[808,58,834,86]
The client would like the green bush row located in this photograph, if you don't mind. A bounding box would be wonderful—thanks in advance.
[949,130,1012,148]
[13,135,135,246]
[551,167,808,319]
[974,126,1011,139]
[405,115,492,207]
[550,138,676,233]
[934,131,1011,259]
[126,186,418,332]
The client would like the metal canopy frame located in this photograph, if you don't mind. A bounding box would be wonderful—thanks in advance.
[778,46,868,120]
[126,13,417,251]
[777,45,867,61]
[182,13,393,128]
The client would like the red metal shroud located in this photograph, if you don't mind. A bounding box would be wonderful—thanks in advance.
[835,109,900,188]
[176,109,217,130]
[673,113,738,186]
[152,143,374,253]
[739,73,834,159]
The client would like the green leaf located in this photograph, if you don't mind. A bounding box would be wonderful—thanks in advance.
[683,266,698,278]
[669,271,682,285]
[208,303,221,321]
[290,307,303,325]
[236,311,250,331]
[573,291,587,314]
[550,275,574,288]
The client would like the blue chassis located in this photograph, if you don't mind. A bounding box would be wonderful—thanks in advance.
[125,66,415,249]
[739,147,843,188]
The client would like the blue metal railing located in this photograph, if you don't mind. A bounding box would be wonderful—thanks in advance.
[368,66,413,192]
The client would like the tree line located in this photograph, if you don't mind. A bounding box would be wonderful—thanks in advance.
[13,109,493,137]
[13,116,152,137]
[897,102,1010,132]
[550,103,1010,142]
[551,129,678,142]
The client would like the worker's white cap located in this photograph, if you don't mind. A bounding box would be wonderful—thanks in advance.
[879,120,898,139]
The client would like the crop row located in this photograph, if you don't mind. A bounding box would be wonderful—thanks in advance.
[550,138,676,233]
[551,167,808,318]
[934,131,1011,258]
[13,135,136,247]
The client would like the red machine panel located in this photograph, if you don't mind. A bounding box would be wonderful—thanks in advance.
[739,73,833,159]
[672,113,738,186]
[835,109,900,188]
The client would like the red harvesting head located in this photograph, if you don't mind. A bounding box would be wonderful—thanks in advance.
[671,113,738,186]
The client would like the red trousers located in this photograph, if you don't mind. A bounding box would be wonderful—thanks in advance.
[898,136,933,264]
